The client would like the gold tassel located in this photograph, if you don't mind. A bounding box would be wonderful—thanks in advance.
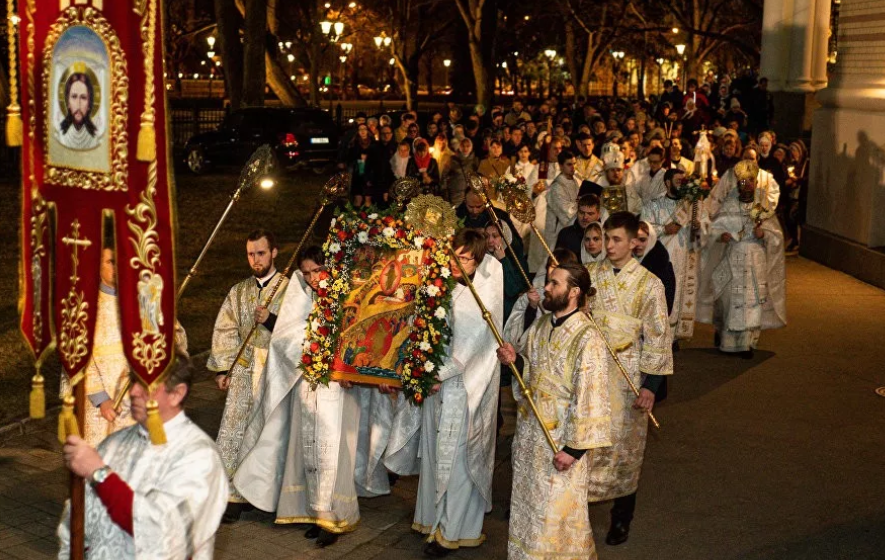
[145,398,166,445]
[6,105,23,147]
[29,371,45,419]
[58,395,79,444]
[136,119,156,162]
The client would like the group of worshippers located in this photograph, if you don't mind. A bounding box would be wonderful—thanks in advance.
[56,90,787,558]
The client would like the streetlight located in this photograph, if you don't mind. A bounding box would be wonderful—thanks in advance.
[333,21,344,36]
[341,42,353,54]
[544,49,557,97]
[207,36,216,49]
[287,54,295,62]
[340,55,347,63]
[384,37,391,47]
[320,20,333,35]
[675,44,686,56]
[675,44,687,89]
[443,58,451,90]
[672,27,679,34]
[374,36,383,48]
[611,50,625,97]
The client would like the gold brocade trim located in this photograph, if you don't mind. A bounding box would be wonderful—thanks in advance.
[411,524,486,549]
[227,497,249,504]
[508,535,589,558]
[59,220,92,371]
[126,162,168,379]
[274,517,359,534]
[41,7,129,191]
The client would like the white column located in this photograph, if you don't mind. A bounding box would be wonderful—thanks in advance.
[760,0,791,90]
[809,0,832,90]
[786,0,817,92]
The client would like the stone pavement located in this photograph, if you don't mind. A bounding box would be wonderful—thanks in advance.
[2,257,885,560]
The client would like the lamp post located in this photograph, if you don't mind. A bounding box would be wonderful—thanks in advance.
[206,36,216,98]
[611,50,625,97]
[443,58,451,91]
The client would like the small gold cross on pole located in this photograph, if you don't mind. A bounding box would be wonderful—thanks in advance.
[62,220,92,284]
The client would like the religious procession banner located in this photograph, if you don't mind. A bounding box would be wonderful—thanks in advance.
[301,196,458,404]
[13,0,177,424]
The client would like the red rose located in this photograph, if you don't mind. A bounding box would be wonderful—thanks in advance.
[318,326,330,337]
[301,354,312,365]
[424,238,435,248]
[335,251,344,261]
[360,212,368,220]
[424,258,433,266]
[370,227,380,236]
[409,332,419,342]
[310,341,320,353]
[415,318,426,328]
[337,230,348,241]
[414,393,423,403]
[318,270,331,280]
[317,288,328,298]
[395,229,406,239]
[324,309,333,321]
[412,349,422,358]
[384,216,395,225]
[434,278,443,287]
[427,298,436,308]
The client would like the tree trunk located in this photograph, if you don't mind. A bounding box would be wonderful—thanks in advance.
[466,39,490,110]
[308,41,321,106]
[266,52,306,106]
[395,56,420,111]
[580,33,596,97]
[242,0,267,106]
[565,21,580,96]
[214,0,244,109]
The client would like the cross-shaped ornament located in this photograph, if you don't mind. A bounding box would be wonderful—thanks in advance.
[61,220,92,284]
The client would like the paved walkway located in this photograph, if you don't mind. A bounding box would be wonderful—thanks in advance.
[2,257,885,560]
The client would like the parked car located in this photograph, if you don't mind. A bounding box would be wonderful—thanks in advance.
[183,107,340,174]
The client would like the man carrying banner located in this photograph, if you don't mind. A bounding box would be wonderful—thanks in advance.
[496,262,613,560]
[412,228,503,557]
[207,229,288,521]
[58,354,228,559]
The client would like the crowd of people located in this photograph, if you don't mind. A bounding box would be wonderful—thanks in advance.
[59,71,796,560]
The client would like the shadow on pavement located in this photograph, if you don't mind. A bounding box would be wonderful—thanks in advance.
[664,347,776,405]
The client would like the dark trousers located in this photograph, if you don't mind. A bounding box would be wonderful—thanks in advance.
[611,492,637,525]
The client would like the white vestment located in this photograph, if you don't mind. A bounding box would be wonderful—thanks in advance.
[624,158,650,214]
[642,195,710,338]
[206,272,288,502]
[697,179,787,351]
[575,154,603,184]
[545,174,580,250]
[232,272,313,511]
[632,167,667,215]
[58,413,228,560]
[503,270,546,347]
[413,257,503,549]
[354,386,396,497]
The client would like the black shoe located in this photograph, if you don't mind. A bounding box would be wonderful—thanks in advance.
[221,503,243,524]
[672,340,680,353]
[423,541,452,557]
[304,525,320,539]
[606,521,630,546]
[387,471,400,487]
[741,349,754,360]
[316,529,338,547]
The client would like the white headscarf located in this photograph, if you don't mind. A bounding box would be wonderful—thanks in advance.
[580,222,607,265]
[635,220,658,264]
[390,151,409,179]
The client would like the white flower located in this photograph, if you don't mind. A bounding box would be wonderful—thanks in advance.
[311,318,321,330]
[424,361,435,372]
[434,307,446,319]
[357,231,369,243]
[504,171,516,183]
[329,242,341,253]
[426,285,440,297]
[440,267,451,278]
[330,218,337,228]
[419,341,432,351]
[318,279,329,289]
[382,227,395,238]
[414,236,425,248]
[368,213,378,220]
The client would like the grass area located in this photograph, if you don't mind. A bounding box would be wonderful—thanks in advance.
[0,168,331,424]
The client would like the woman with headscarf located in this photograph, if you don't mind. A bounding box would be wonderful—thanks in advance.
[345,123,379,207]
[580,222,606,265]
[431,133,455,191]
[634,221,676,315]
[390,139,412,181]
[406,138,441,196]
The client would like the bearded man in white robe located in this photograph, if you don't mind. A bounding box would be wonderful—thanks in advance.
[697,159,787,357]
[497,262,612,560]
[642,168,710,340]
[207,230,288,521]
[585,211,673,547]
[412,228,503,557]
[59,355,227,559]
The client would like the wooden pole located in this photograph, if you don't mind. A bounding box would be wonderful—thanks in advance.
[70,380,86,560]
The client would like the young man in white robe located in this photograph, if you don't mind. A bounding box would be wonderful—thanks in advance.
[413,228,503,557]
[544,150,580,251]
[697,160,787,357]
[59,354,228,559]
[585,211,674,546]
[631,146,668,216]
[497,262,613,560]
[207,229,288,522]
[625,139,665,214]
[642,168,710,341]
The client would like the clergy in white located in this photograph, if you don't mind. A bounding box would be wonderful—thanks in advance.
[697,160,787,355]
[545,151,580,250]
[630,146,668,215]
[412,228,503,555]
[58,356,227,560]
[497,263,612,560]
[641,168,710,339]
[207,230,288,511]
[585,212,673,546]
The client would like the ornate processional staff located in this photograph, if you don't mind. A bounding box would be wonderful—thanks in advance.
[224,173,349,378]
[503,188,661,429]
